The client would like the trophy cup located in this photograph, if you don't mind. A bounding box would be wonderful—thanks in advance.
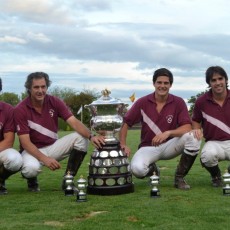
[150,172,160,198]
[76,175,87,202]
[85,89,134,195]
[63,171,75,196]
[223,170,230,196]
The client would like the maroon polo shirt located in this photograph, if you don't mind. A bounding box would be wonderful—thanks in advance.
[192,89,230,141]
[124,93,191,148]
[14,95,73,151]
[0,102,15,141]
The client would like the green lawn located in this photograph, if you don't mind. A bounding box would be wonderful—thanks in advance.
[1,130,230,230]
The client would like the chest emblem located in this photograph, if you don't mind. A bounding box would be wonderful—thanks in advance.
[49,109,55,117]
[166,115,173,123]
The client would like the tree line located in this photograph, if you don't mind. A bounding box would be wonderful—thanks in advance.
[0,86,100,130]
[0,86,203,129]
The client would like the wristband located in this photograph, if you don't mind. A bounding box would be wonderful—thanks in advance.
[88,133,95,141]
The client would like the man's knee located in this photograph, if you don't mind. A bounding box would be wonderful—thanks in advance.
[183,132,201,156]
[3,149,23,172]
[21,163,41,178]
[200,149,218,167]
[131,161,147,178]
[71,133,89,152]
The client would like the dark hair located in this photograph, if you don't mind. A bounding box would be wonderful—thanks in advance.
[205,66,228,88]
[25,72,52,94]
[152,68,173,84]
[0,78,2,92]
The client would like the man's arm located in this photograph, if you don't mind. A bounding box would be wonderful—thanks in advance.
[119,123,131,156]
[192,121,203,140]
[66,116,105,148]
[152,124,192,146]
[0,132,15,152]
[19,134,61,171]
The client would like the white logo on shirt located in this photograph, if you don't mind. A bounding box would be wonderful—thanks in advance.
[166,115,173,123]
[49,109,55,117]
[0,122,3,130]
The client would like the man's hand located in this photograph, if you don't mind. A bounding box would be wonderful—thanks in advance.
[191,129,203,140]
[42,156,61,171]
[90,135,105,149]
[152,131,170,146]
[120,144,131,157]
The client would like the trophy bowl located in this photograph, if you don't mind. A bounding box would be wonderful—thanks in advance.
[85,89,128,142]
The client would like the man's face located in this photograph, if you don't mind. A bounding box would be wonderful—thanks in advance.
[30,78,47,103]
[153,76,171,97]
[210,73,227,95]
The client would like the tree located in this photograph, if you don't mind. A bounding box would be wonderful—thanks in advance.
[49,86,77,100]
[187,90,208,116]
[0,92,20,106]
[49,86,100,127]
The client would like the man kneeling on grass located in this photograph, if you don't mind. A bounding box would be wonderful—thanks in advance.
[119,68,202,190]
[14,72,105,192]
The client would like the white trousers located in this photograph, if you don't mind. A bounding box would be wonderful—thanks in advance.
[21,132,89,178]
[131,132,201,178]
[201,140,230,167]
[0,148,23,172]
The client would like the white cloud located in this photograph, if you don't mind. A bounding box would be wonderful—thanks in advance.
[0,0,229,104]
[27,32,52,43]
[0,35,27,44]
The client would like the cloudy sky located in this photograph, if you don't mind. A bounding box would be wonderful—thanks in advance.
[1,0,230,105]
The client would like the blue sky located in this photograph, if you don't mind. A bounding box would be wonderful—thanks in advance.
[1,0,230,105]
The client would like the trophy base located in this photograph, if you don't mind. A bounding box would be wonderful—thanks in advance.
[76,195,87,202]
[223,187,230,196]
[65,190,74,196]
[150,190,160,198]
[87,140,134,196]
[87,183,134,195]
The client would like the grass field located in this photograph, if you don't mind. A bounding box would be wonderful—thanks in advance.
[1,130,230,230]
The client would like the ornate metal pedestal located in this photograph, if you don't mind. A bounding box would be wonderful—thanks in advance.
[85,89,134,195]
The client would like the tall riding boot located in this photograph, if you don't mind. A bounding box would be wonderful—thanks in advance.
[0,165,17,195]
[174,153,197,190]
[146,163,160,177]
[27,177,40,192]
[62,149,87,190]
[203,164,222,187]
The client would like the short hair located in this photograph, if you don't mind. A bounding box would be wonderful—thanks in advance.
[205,66,228,87]
[152,68,173,85]
[25,72,52,94]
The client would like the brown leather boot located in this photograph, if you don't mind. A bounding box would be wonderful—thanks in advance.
[0,165,17,195]
[146,163,160,177]
[203,164,223,187]
[62,149,87,190]
[27,177,40,192]
[174,154,197,190]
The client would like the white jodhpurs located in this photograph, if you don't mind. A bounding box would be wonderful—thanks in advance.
[201,140,230,167]
[0,148,23,172]
[21,132,89,178]
[131,132,201,178]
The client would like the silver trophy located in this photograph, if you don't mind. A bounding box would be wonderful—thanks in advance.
[150,172,160,198]
[63,171,75,196]
[76,175,87,202]
[85,88,127,142]
[85,89,134,195]
[223,170,230,196]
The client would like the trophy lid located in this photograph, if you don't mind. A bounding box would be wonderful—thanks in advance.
[89,89,123,105]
